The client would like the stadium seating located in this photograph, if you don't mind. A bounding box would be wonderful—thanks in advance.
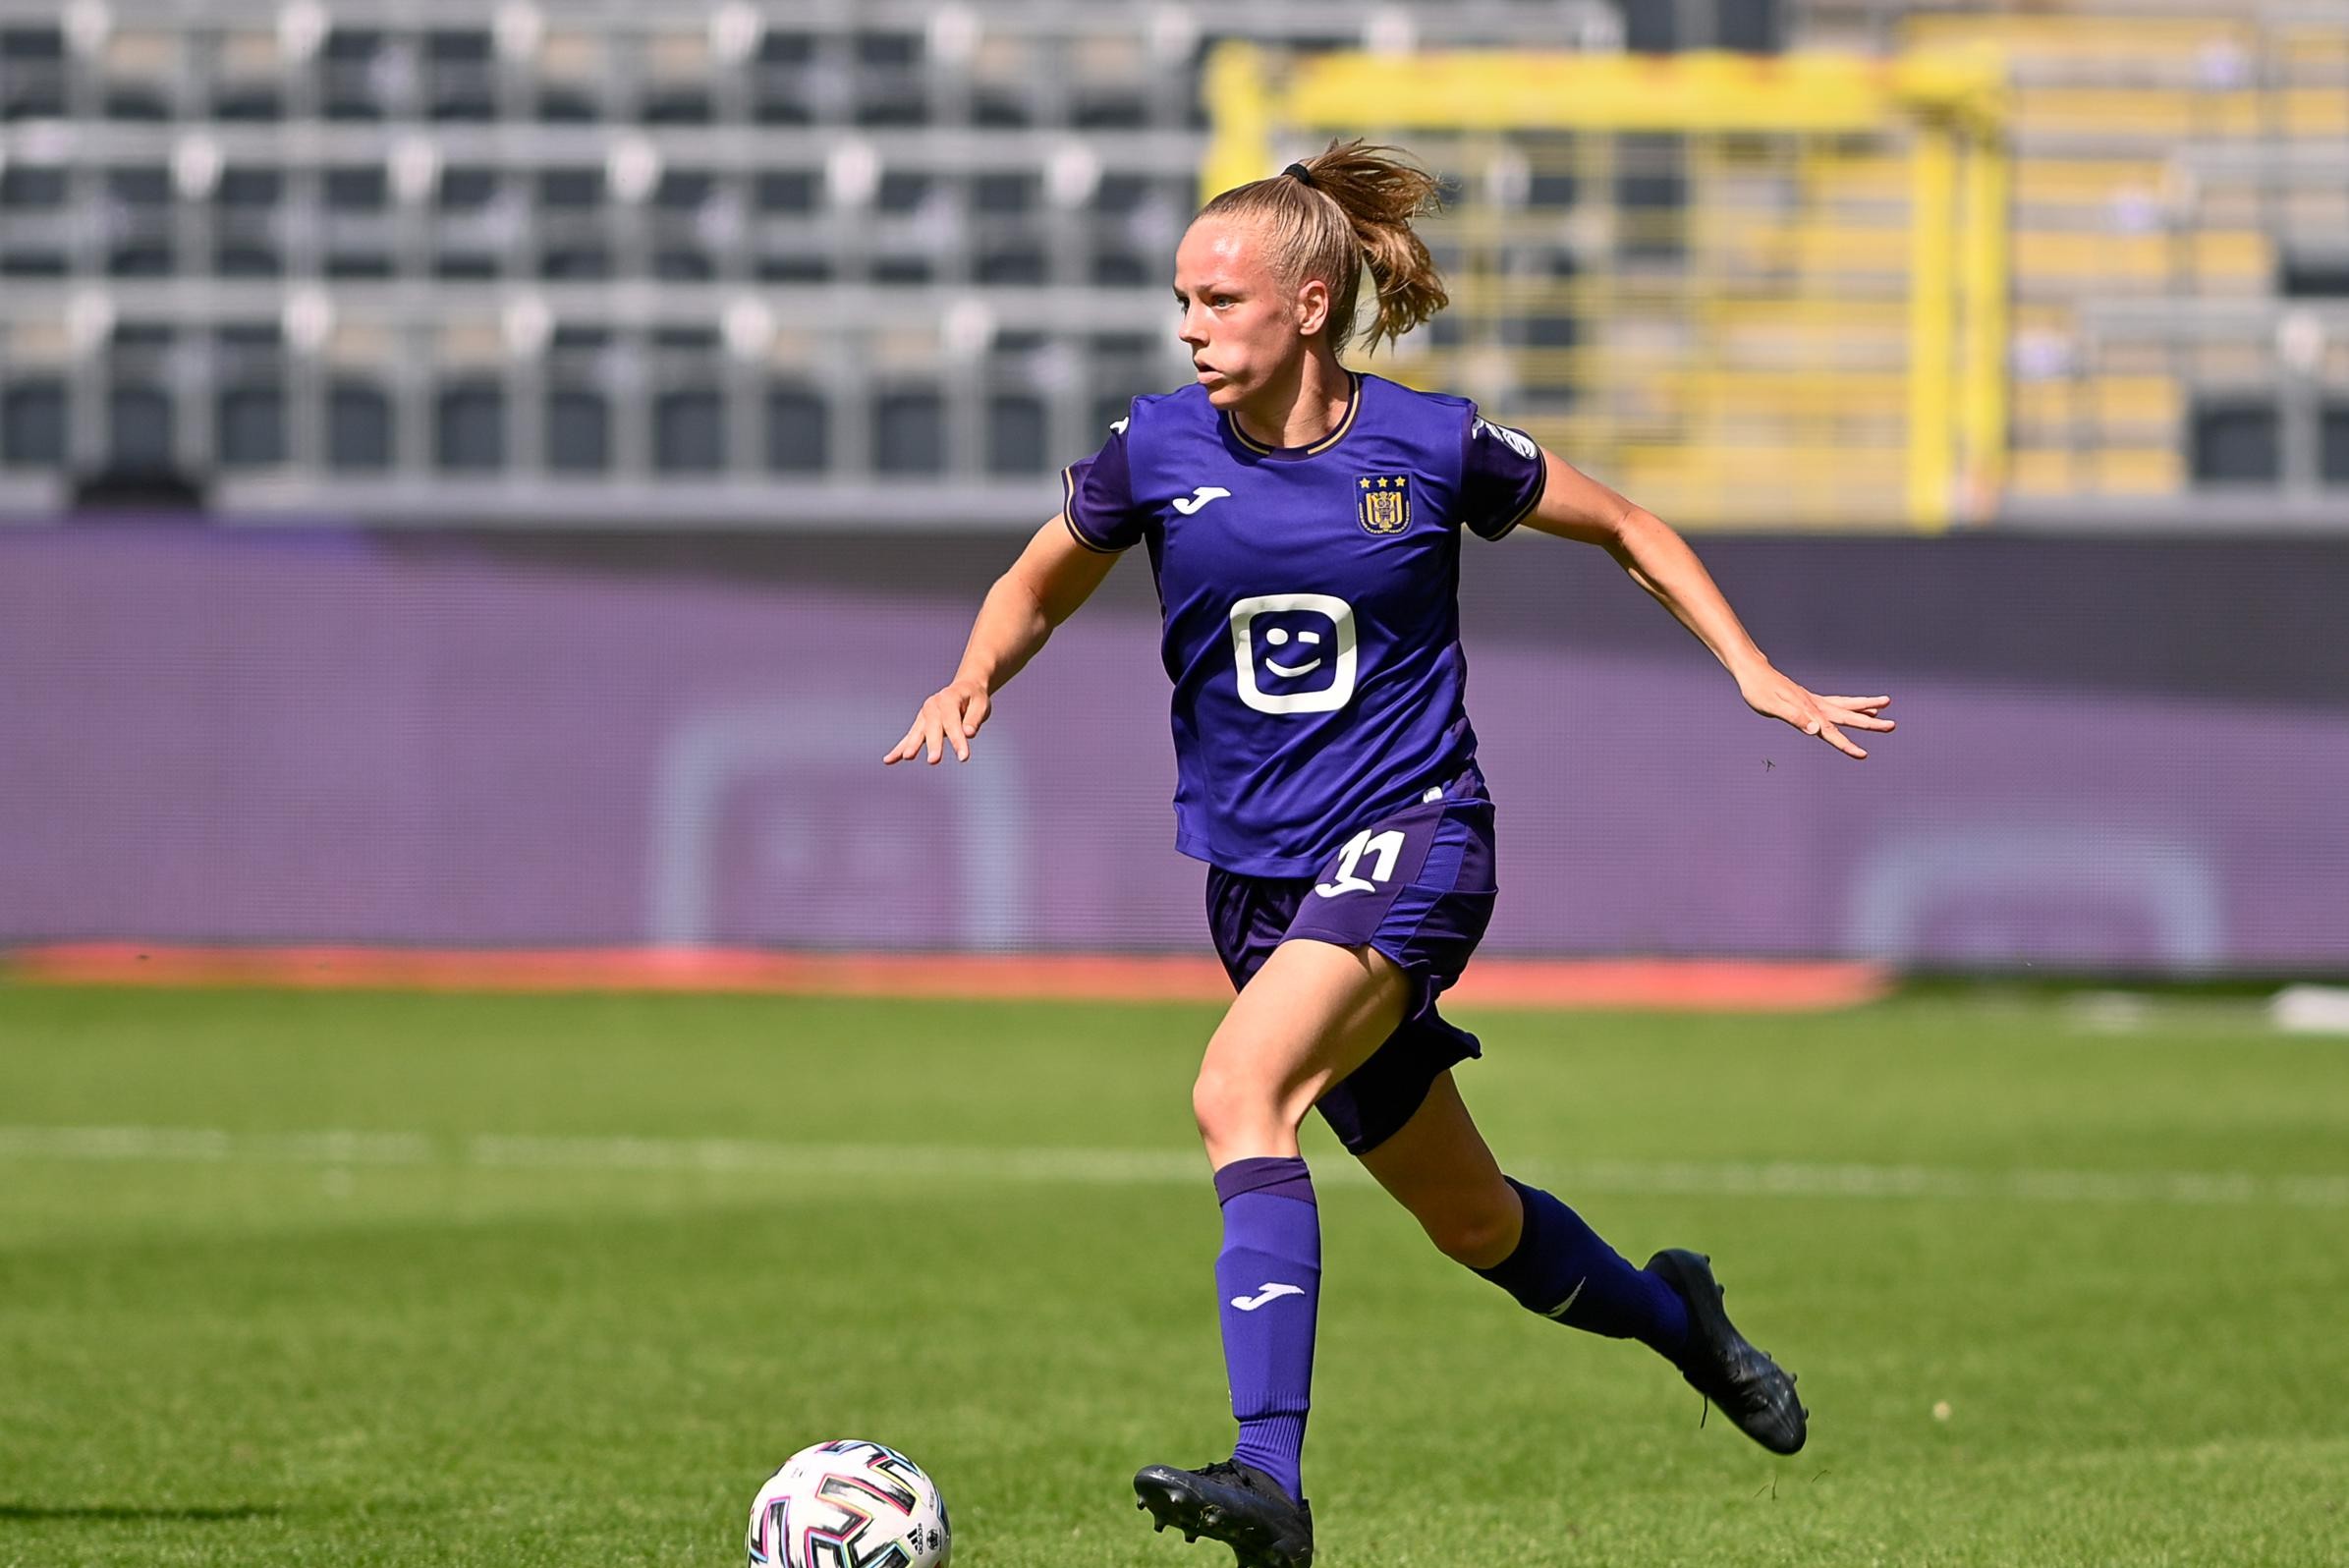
[0,1,1635,524]
[0,0,2344,526]
[1882,5,2349,514]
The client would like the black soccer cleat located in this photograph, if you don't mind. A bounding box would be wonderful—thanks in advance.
[1646,1248,1809,1455]
[1134,1458,1314,1568]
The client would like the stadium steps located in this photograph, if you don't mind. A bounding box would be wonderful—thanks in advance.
[2014,229,2272,294]
[2009,444,2185,497]
[1876,6,2348,502]
[1611,442,1910,525]
[2011,372,2188,498]
[1901,12,2255,64]
[2015,374,2184,436]
[2012,157,2175,229]
[1711,220,1911,283]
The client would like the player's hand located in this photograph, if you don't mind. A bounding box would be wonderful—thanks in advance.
[1737,667,1894,759]
[883,679,992,765]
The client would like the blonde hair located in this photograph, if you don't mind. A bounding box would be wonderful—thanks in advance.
[1197,139,1449,357]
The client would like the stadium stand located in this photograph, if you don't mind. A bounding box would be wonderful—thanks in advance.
[0,1,1627,524]
[1879,5,2349,519]
[0,0,2343,527]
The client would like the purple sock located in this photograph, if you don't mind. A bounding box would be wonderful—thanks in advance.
[1474,1177,1690,1360]
[1212,1155,1318,1504]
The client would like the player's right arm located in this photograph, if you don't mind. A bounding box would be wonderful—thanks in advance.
[883,514,1118,765]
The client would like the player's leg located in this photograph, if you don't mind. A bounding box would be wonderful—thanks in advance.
[1136,936,1407,1564]
[1138,790,1494,1564]
[1193,939,1408,1483]
[1273,789,1684,1352]
[1194,935,1410,1165]
[1355,1067,1808,1454]
[1356,1070,1691,1348]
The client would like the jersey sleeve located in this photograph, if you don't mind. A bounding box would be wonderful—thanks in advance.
[1458,409,1547,541]
[1060,417,1146,553]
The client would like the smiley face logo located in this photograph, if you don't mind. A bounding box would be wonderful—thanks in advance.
[1228,593,1358,715]
[1259,625,1325,679]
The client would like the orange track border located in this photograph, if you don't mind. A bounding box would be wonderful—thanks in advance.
[4,944,1891,1012]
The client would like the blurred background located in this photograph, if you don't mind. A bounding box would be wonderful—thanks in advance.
[2,0,2346,978]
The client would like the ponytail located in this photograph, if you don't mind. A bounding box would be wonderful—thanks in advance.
[1198,139,1449,356]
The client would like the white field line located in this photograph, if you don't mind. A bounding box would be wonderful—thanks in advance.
[2,1125,2346,1210]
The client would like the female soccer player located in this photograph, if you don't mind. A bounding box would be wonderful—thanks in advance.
[886,141,1892,1568]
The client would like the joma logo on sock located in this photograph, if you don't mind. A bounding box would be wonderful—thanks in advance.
[1229,1282,1307,1312]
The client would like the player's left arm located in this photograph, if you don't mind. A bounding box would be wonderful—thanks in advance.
[1518,451,1895,759]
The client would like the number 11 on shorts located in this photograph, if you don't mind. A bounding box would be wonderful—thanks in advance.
[1314,828,1405,898]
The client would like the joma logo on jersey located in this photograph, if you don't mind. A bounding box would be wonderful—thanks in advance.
[1356,474,1412,534]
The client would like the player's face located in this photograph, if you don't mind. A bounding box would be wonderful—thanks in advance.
[1172,217,1316,409]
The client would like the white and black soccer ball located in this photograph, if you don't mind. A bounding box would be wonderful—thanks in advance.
[746,1439,951,1567]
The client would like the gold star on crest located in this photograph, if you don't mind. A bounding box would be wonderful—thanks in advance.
[1359,476,1372,489]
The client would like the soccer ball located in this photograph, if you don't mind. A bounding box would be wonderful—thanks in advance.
[746,1439,951,1567]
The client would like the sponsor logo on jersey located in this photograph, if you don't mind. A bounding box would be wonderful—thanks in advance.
[1227,593,1358,714]
[1356,473,1412,534]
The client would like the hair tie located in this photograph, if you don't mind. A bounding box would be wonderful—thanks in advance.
[1283,161,1316,189]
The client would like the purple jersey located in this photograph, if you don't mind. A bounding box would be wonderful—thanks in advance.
[1061,371,1546,876]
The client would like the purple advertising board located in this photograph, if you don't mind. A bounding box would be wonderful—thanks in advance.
[3,524,2345,974]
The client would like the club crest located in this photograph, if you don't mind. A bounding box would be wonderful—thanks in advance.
[1355,474,1412,534]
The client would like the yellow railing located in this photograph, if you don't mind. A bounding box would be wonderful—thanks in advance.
[1202,45,2011,531]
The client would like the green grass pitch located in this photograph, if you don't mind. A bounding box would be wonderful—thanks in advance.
[3,982,2346,1566]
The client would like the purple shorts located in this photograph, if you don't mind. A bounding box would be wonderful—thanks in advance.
[1204,790,1498,1155]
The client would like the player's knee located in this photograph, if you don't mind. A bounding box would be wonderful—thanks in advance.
[1191,1063,1254,1144]
[1191,1060,1295,1152]
[1417,1189,1522,1267]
